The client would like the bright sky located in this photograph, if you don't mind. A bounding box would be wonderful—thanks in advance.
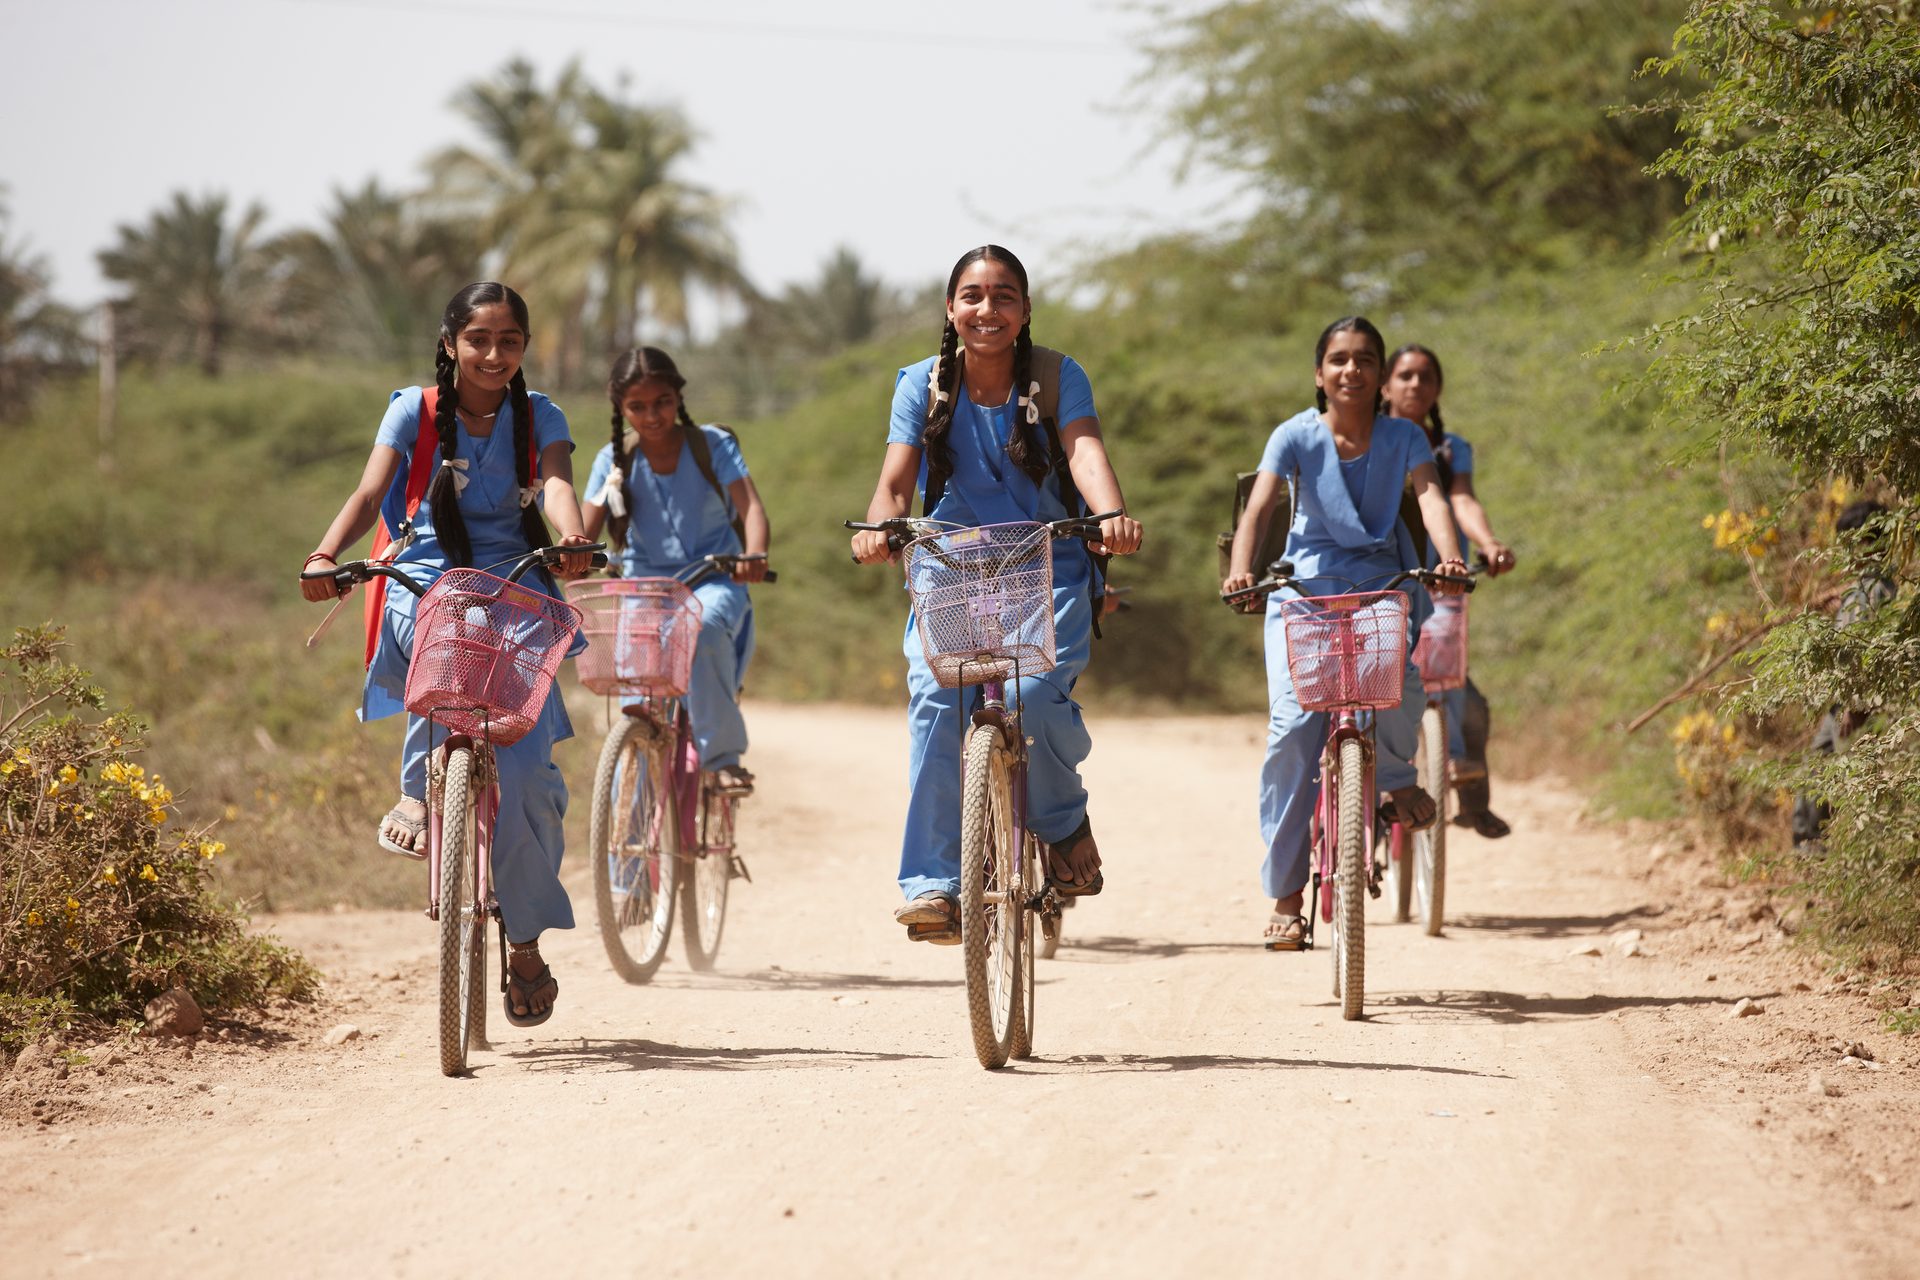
[2,0,1249,311]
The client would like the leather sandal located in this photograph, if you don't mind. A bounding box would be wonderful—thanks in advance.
[1046,816,1104,897]
[1264,913,1308,951]
[502,946,558,1027]
[894,892,960,944]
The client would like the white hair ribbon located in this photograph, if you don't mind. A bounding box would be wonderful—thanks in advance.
[927,362,950,405]
[440,457,470,494]
[595,467,627,519]
[518,485,539,509]
[1017,380,1041,426]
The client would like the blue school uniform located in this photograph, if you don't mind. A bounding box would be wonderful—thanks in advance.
[887,354,1099,900]
[583,427,755,772]
[1426,430,1475,761]
[361,386,577,943]
[1256,410,1436,900]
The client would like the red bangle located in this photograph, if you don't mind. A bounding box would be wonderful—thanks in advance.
[304,551,336,568]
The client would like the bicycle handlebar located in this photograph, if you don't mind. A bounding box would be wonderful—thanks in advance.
[843,510,1127,561]
[680,553,779,588]
[1219,558,1483,610]
[301,544,610,598]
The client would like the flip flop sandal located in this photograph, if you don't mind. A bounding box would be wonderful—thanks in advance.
[1264,913,1308,952]
[1046,816,1104,898]
[1453,809,1512,839]
[894,893,961,944]
[502,961,558,1028]
[709,765,756,796]
[376,803,428,861]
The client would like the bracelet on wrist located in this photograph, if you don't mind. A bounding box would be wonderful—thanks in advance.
[304,551,336,568]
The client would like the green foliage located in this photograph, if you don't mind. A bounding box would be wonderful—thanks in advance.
[1639,1,1920,959]
[1145,0,1690,292]
[0,627,317,1046]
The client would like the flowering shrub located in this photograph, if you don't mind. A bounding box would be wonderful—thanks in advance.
[0,626,315,1047]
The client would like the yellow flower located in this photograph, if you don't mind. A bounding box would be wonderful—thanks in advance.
[45,780,60,796]
[102,761,131,785]
[64,895,80,914]
[1721,724,1737,745]
[11,748,30,764]
[198,839,226,860]
[147,807,168,826]
[1,759,15,776]
[148,782,173,806]
[1701,514,1716,530]
[100,867,117,885]
[58,765,78,784]
[26,910,43,926]
[139,864,158,882]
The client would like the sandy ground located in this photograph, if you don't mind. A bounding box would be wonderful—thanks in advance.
[3,702,1918,1279]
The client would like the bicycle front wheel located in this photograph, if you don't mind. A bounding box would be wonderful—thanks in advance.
[1415,703,1448,937]
[679,787,734,972]
[960,722,1022,1069]
[1334,736,1367,1021]
[590,716,679,983]
[437,745,483,1076]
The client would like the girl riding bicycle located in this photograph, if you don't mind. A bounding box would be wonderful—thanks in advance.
[579,347,772,794]
[1383,343,1516,840]
[1222,317,1469,950]
[299,282,594,1026]
[850,245,1143,943]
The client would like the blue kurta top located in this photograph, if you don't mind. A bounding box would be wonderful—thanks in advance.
[887,354,1099,590]
[360,386,576,724]
[1257,409,1435,609]
[1425,428,1475,569]
[583,427,749,578]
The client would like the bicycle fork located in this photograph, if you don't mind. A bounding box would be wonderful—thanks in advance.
[1305,713,1379,949]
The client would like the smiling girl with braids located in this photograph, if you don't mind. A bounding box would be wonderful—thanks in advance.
[300,282,594,1026]
[1383,343,1517,840]
[580,347,771,792]
[850,245,1143,943]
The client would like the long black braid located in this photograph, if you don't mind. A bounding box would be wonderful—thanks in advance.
[921,245,1049,500]
[427,333,472,568]
[1387,343,1453,493]
[508,366,552,556]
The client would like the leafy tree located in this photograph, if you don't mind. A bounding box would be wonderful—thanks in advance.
[1638,1,1920,963]
[97,192,275,376]
[1145,0,1689,293]
[0,192,85,419]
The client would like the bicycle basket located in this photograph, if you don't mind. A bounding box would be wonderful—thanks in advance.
[405,568,582,745]
[568,578,704,697]
[1279,590,1410,713]
[1411,594,1468,693]
[905,522,1055,688]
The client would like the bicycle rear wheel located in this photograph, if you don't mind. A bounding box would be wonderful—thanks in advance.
[437,745,483,1076]
[1332,736,1367,1021]
[960,722,1022,1069]
[679,787,734,971]
[590,716,679,983]
[1414,704,1448,937]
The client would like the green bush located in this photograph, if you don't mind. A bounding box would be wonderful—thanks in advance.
[0,626,316,1047]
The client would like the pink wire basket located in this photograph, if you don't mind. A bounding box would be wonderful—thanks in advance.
[905,522,1056,688]
[568,578,704,697]
[1411,594,1469,692]
[1280,590,1411,713]
[405,568,583,745]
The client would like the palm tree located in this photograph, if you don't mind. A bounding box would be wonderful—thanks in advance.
[271,180,481,364]
[97,192,273,376]
[0,191,85,419]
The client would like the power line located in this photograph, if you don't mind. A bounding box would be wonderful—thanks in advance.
[276,0,1129,56]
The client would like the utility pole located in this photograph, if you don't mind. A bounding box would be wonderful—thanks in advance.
[98,303,116,473]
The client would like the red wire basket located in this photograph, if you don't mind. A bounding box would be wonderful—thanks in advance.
[1279,591,1410,713]
[404,568,583,745]
[568,578,704,697]
[1411,594,1469,692]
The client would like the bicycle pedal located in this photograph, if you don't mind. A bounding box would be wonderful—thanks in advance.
[1366,879,1382,900]
[729,854,752,883]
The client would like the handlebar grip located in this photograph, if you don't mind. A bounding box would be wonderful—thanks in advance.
[300,565,351,581]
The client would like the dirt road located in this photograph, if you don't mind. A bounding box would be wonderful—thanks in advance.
[4,704,1917,1277]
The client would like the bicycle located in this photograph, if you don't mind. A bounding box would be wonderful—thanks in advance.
[1381,559,1487,936]
[1222,561,1472,1021]
[846,511,1120,1068]
[302,542,605,1076]
[571,554,776,982]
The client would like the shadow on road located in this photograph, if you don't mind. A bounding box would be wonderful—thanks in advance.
[1044,934,1252,963]
[644,968,963,992]
[1022,1052,1510,1077]
[506,1038,939,1073]
[1447,908,1666,939]
[1363,988,1775,1026]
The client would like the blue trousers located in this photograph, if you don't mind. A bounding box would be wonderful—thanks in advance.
[1258,601,1427,901]
[378,594,577,945]
[898,583,1093,900]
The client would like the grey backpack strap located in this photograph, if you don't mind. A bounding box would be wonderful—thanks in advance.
[685,424,745,542]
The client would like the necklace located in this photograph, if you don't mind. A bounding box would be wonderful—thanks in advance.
[457,406,498,421]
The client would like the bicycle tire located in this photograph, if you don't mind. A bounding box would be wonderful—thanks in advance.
[1337,736,1367,1021]
[438,745,478,1076]
[679,787,734,972]
[1415,703,1448,937]
[960,723,1021,1069]
[1011,834,1040,1060]
[590,716,678,983]
[1384,821,1412,924]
